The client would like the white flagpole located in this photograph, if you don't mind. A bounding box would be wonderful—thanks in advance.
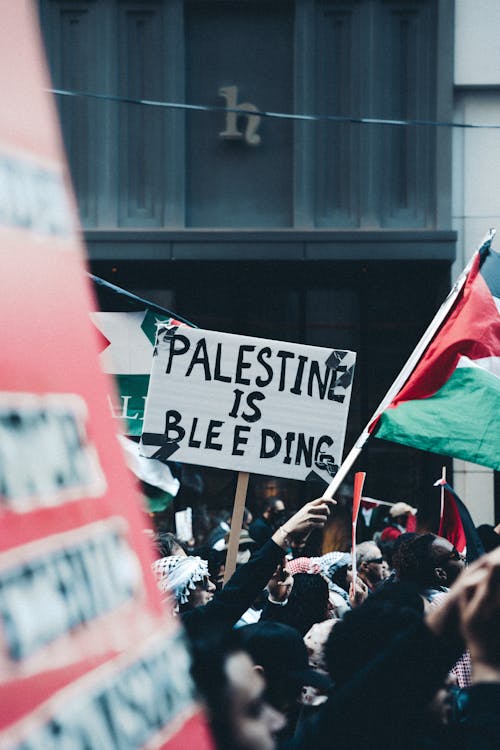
[322,229,495,500]
[439,465,447,532]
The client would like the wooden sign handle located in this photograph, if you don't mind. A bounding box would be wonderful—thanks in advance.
[223,471,249,585]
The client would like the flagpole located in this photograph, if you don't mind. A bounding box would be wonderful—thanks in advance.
[439,465,446,534]
[350,472,366,591]
[89,273,198,328]
[322,229,495,500]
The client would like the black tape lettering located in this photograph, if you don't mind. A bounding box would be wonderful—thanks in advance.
[290,355,308,395]
[307,361,329,400]
[214,343,231,383]
[276,351,295,391]
[241,392,265,423]
[295,433,314,467]
[165,334,190,374]
[260,429,281,459]
[235,345,255,386]
[164,411,185,442]
[205,420,223,451]
[185,338,212,380]
[232,425,251,456]
[255,347,273,387]
[188,418,201,448]
[228,389,244,419]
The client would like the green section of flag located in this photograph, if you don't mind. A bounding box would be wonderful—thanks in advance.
[141,310,173,345]
[377,365,500,470]
[143,489,175,513]
[115,374,151,436]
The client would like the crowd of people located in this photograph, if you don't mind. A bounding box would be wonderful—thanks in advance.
[150,496,500,750]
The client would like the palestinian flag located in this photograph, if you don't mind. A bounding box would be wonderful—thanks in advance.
[89,274,194,510]
[372,238,500,470]
[434,479,485,562]
[90,274,194,436]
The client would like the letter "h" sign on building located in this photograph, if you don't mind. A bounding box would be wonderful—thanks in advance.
[219,86,261,146]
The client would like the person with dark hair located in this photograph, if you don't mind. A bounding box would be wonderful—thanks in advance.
[154,530,187,559]
[261,573,332,637]
[192,549,500,750]
[238,622,331,738]
[476,523,500,552]
[191,629,285,750]
[324,595,424,688]
[249,498,287,547]
[285,547,500,750]
[153,497,335,642]
[396,533,466,600]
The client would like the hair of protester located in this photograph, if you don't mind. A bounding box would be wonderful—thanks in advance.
[356,541,382,566]
[389,532,418,571]
[262,572,331,637]
[300,527,324,558]
[395,533,439,586]
[237,621,328,710]
[369,581,425,614]
[378,531,417,568]
[263,497,286,513]
[476,524,500,553]
[154,531,187,558]
[324,598,422,686]
[330,563,350,592]
[190,629,246,750]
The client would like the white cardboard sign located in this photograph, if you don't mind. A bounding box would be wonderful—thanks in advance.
[140,326,356,484]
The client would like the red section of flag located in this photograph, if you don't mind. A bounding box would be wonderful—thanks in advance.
[163,713,215,750]
[438,486,467,556]
[360,498,378,510]
[91,319,111,353]
[370,247,500,432]
[352,472,366,526]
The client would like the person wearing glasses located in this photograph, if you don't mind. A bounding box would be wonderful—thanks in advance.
[394,533,466,601]
[355,541,387,591]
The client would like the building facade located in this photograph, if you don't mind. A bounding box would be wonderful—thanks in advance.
[39,0,497,521]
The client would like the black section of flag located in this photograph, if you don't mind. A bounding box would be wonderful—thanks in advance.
[479,243,500,299]
[441,482,485,563]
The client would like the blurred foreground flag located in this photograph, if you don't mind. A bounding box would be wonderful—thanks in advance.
[372,237,500,470]
[0,4,212,748]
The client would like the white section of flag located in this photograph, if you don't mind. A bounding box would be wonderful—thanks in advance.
[90,311,153,374]
[456,354,500,378]
[118,434,180,496]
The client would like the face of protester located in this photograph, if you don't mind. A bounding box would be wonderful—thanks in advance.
[225,652,286,750]
[359,545,385,587]
[380,560,391,579]
[431,537,465,586]
[264,500,286,526]
[188,576,216,607]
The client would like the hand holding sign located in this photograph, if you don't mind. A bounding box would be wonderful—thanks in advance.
[272,497,336,550]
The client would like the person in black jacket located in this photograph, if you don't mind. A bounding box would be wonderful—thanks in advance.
[249,498,288,547]
[152,496,336,642]
[191,547,500,750]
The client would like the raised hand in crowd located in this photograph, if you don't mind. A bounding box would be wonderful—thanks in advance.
[348,575,369,608]
[267,561,294,604]
[271,497,336,551]
[426,545,500,667]
[457,546,500,683]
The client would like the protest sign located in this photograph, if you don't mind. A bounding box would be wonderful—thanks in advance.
[0,4,212,748]
[141,326,356,484]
